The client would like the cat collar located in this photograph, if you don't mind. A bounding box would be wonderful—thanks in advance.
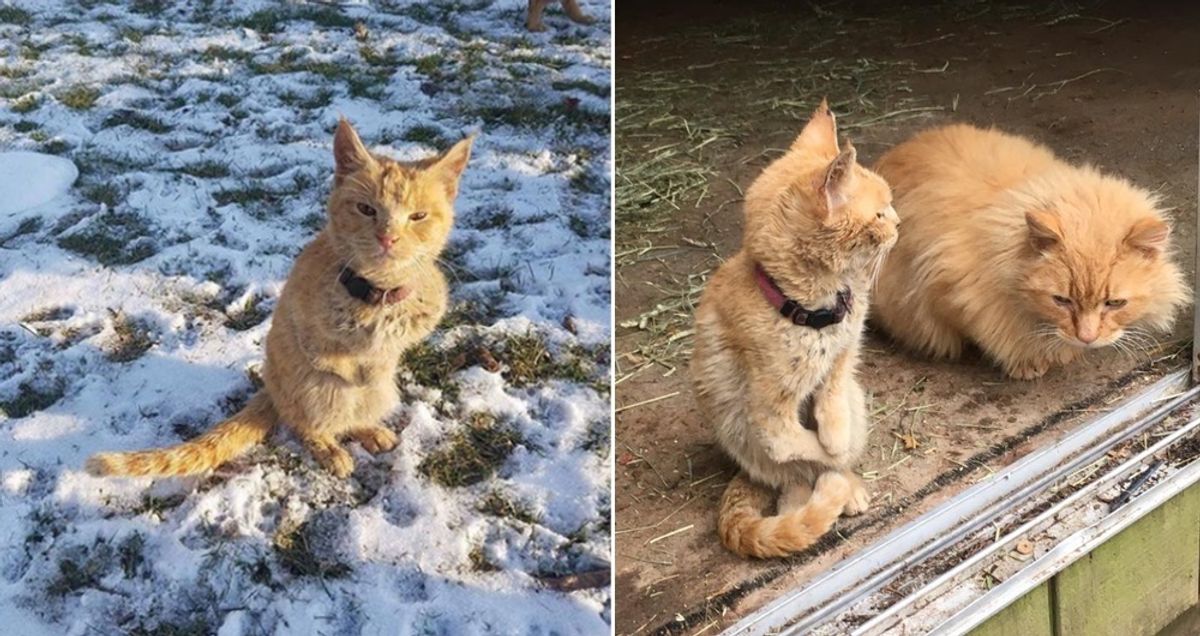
[338,267,411,305]
[753,263,852,330]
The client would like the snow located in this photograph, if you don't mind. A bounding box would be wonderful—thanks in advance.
[0,152,78,216]
[0,1,611,634]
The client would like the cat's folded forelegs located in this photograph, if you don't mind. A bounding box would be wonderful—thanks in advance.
[812,345,859,461]
[748,385,839,467]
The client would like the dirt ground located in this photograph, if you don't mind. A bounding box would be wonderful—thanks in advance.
[613,2,1200,634]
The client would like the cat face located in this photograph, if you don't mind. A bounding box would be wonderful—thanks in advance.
[744,100,898,277]
[326,119,472,268]
[1020,182,1186,349]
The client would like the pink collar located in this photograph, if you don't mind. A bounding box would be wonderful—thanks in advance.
[753,263,853,330]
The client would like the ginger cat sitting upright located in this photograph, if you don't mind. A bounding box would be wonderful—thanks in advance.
[87,119,473,478]
[872,124,1187,380]
[690,101,899,559]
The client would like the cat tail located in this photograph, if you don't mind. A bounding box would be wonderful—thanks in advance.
[85,392,278,477]
[717,471,849,558]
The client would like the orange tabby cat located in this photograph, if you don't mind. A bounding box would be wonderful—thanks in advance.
[872,124,1187,380]
[87,119,472,478]
[690,101,899,558]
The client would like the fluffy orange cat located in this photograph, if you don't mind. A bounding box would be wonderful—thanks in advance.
[87,119,472,478]
[872,124,1186,380]
[690,101,899,558]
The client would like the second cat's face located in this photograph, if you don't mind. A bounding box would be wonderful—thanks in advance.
[1020,186,1185,349]
[326,119,472,268]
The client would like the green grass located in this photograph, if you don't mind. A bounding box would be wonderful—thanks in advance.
[105,312,156,363]
[0,6,32,24]
[58,86,100,110]
[478,490,539,524]
[402,124,448,148]
[224,294,271,331]
[58,211,157,265]
[0,381,65,418]
[500,331,607,391]
[103,110,170,133]
[83,183,122,208]
[418,413,523,488]
[552,79,609,98]
[177,160,230,179]
[273,520,352,579]
[13,119,37,132]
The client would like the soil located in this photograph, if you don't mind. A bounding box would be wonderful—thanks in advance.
[614,2,1200,634]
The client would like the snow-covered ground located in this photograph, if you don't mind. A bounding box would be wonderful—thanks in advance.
[0,1,611,634]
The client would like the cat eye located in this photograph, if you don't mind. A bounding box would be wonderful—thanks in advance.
[1052,295,1073,307]
[356,203,377,217]
[1105,299,1128,309]
[409,211,428,222]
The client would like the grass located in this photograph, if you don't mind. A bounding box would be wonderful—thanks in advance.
[83,182,121,208]
[272,519,352,579]
[477,490,539,524]
[224,294,271,331]
[0,6,31,24]
[418,412,523,488]
[106,311,156,363]
[58,85,100,110]
[0,380,66,418]
[402,124,448,148]
[177,160,230,179]
[103,110,171,134]
[58,211,157,265]
[501,331,606,391]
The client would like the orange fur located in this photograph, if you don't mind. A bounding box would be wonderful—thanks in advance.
[690,101,896,558]
[872,124,1187,379]
[526,0,594,31]
[87,120,473,478]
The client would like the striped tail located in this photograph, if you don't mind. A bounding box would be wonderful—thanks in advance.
[86,392,277,477]
[717,471,849,559]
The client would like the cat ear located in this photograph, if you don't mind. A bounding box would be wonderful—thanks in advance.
[333,118,374,176]
[1025,209,1063,253]
[431,135,474,200]
[791,97,840,156]
[815,140,857,220]
[1125,217,1170,257]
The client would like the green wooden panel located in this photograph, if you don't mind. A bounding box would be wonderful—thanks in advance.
[971,580,1053,636]
[1054,484,1200,636]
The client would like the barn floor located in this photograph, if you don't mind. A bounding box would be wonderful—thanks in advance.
[613,2,1199,633]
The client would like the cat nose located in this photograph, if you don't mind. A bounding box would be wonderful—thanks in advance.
[377,235,394,250]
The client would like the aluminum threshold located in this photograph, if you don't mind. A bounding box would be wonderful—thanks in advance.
[723,368,1197,636]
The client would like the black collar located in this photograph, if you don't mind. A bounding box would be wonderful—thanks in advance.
[338,267,411,305]
[753,263,853,330]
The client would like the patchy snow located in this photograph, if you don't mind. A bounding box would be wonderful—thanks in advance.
[0,0,611,634]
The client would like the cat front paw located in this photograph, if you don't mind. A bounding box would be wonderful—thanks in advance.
[351,426,398,455]
[308,437,355,477]
[814,397,853,460]
[1006,357,1051,380]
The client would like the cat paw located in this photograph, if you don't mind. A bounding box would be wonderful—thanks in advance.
[526,21,548,32]
[352,426,398,455]
[843,473,871,516]
[1007,358,1050,380]
[814,399,853,459]
[310,439,355,478]
[812,471,852,503]
[570,14,596,25]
